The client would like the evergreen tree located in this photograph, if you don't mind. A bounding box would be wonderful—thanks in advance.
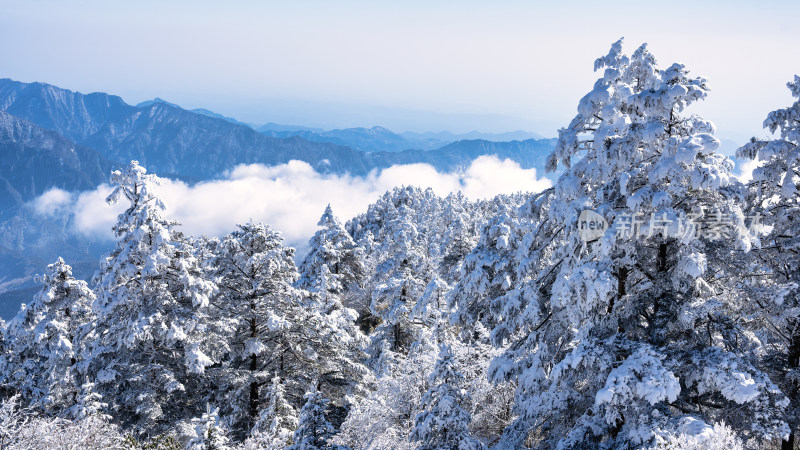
[483,40,789,448]
[2,257,94,413]
[410,343,485,450]
[83,161,217,433]
[210,221,303,437]
[369,217,427,358]
[448,209,521,333]
[737,74,800,449]
[211,222,367,439]
[188,405,231,450]
[249,376,299,449]
[67,379,111,421]
[299,204,366,299]
[289,385,348,450]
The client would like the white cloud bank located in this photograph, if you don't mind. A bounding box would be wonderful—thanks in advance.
[36,156,551,248]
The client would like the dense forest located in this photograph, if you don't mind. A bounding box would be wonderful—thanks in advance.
[0,40,798,449]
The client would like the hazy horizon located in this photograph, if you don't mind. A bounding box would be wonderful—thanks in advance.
[2,0,799,140]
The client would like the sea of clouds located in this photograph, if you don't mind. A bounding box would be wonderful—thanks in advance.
[31,156,552,250]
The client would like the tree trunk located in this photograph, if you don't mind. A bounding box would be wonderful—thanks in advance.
[782,432,794,450]
[248,306,259,423]
[249,354,258,423]
[657,243,668,273]
[785,325,800,450]
[788,323,800,369]
[609,266,628,314]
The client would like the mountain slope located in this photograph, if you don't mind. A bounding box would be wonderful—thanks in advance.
[0,111,114,317]
[0,78,137,142]
[0,111,111,215]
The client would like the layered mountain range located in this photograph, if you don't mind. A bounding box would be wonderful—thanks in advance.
[0,77,556,317]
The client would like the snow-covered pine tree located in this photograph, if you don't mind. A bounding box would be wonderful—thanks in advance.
[410,343,485,450]
[299,204,366,300]
[83,161,217,434]
[67,379,110,421]
[188,405,230,450]
[737,74,800,450]
[298,206,373,408]
[211,221,367,440]
[210,221,303,437]
[448,207,521,333]
[439,192,477,279]
[484,40,789,448]
[369,216,428,359]
[1,257,94,414]
[249,376,299,449]
[289,385,348,450]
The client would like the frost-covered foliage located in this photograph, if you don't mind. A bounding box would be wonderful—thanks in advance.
[410,343,485,450]
[337,327,438,450]
[647,418,744,450]
[463,40,790,449]
[288,386,348,450]
[187,406,230,450]
[82,161,217,434]
[1,257,94,414]
[737,74,800,449]
[0,394,125,449]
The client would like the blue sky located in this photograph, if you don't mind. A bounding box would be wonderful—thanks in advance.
[1,0,798,140]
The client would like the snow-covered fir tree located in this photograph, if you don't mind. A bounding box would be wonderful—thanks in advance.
[299,204,366,301]
[209,221,302,437]
[737,74,800,450]
[211,221,367,440]
[248,375,299,449]
[82,161,217,434]
[289,385,348,450]
[369,215,428,358]
[1,257,94,414]
[448,207,522,333]
[67,379,110,421]
[479,40,789,448]
[188,405,231,450]
[410,343,485,450]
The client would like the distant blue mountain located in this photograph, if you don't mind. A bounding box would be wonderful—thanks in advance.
[257,122,324,133]
[402,129,546,143]
[0,78,555,179]
[135,97,182,109]
[257,125,439,152]
[0,110,111,215]
[137,97,256,128]
[256,123,547,154]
